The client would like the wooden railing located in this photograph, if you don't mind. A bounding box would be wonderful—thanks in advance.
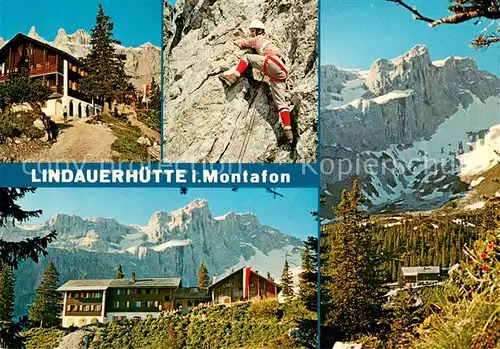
[29,64,57,76]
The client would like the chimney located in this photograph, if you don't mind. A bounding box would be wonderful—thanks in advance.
[131,272,136,283]
[212,275,217,285]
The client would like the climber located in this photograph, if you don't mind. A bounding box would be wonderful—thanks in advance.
[219,20,293,143]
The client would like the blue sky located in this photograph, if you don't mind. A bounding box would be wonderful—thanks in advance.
[321,0,499,74]
[18,188,318,240]
[0,0,162,47]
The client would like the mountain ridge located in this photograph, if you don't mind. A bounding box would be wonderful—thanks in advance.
[320,45,500,216]
[0,26,162,89]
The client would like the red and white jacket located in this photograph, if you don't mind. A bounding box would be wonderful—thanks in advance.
[234,35,282,56]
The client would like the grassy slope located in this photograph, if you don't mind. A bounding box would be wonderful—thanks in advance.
[100,114,151,162]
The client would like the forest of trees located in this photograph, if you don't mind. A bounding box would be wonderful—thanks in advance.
[322,209,482,284]
[319,180,500,348]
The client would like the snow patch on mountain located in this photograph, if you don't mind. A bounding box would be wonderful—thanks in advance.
[458,124,500,178]
[151,239,192,252]
[371,90,414,104]
[220,243,301,282]
[359,94,499,206]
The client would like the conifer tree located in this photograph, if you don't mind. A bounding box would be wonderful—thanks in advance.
[198,264,209,289]
[115,264,124,279]
[280,259,294,299]
[0,264,15,322]
[266,271,274,281]
[148,78,161,111]
[323,180,386,338]
[299,236,318,312]
[397,265,405,288]
[388,0,500,48]
[0,188,56,268]
[29,261,62,328]
[80,4,131,115]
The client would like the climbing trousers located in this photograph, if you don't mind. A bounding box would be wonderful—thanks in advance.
[237,54,290,127]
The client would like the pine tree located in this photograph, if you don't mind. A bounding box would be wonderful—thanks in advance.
[280,259,294,299]
[397,265,405,288]
[80,4,131,115]
[148,78,161,111]
[299,236,318,312]
[388,0,500,48]
[323,180,386,338]
[0,264,15,322]
[266,272,274,281]
[115,264,124,279]
[0,188,56,268]
[198,264,209,289]
[29,261,62,328]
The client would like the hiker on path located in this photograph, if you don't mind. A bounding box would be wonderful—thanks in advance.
[220,20,293,143]
[63,106,68,123]
[42,113,58,142]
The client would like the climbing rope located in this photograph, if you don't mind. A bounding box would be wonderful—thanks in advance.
[237,84,265,162]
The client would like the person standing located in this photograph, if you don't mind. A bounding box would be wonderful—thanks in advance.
[63,106,68,123]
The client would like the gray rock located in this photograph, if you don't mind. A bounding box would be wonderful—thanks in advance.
[55,327,96,349]
[163,0,318,163]
[33,119,44,130]
[320,45,500,215]
[137,136,151,146]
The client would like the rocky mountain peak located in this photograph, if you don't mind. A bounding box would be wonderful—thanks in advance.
[320,46,500,215]
[397,44,429,60]
[172,199,210,217]
[53,28,68,43]
[71,29,91,45]
[21,26,160,89]
[27,26,47,43]
[27,26,38,37]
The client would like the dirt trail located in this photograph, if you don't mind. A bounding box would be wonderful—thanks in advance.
[27,117,116,162]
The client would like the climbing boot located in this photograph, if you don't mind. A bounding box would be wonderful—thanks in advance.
[219,71,239,86]
[283,126,294,143]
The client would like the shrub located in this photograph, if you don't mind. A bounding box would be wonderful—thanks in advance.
[136,109,161,133]
[0,112,45,139]
[22,327,65,349]
[90,301,314,349]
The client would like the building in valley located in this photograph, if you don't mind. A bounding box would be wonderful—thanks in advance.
[57,274,210,328]
[401,266,441,288]
[209,266,281,304]
[0,33,102,119]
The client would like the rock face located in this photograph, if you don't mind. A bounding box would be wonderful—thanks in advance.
[320,45,500,215]
[25,27,160,89]
[3,199,303,317]
[163,0,318,163]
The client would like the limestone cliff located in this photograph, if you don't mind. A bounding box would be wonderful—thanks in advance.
[320,46,500,214]
[163,0,318,163]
